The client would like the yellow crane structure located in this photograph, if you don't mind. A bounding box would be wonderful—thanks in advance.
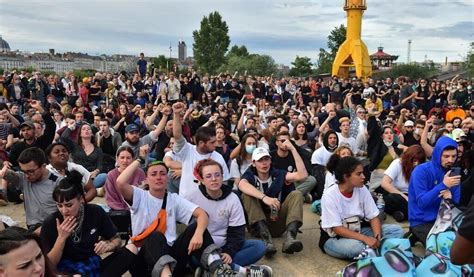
[332,0,372,79]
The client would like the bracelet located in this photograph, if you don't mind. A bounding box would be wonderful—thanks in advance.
[136,157,146,164]
[261,195,266,201]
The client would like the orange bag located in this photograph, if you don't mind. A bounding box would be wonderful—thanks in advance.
[131,193,168,247]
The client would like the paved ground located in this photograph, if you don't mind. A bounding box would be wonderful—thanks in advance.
[1,197,418,277]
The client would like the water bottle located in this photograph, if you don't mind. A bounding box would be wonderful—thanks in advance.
[376,193,386,221]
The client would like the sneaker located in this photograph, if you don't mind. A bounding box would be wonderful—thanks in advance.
[303,193,313,204]
[247,265,273,277]
[213,264,238,277]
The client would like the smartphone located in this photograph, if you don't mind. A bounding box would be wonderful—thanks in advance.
[449,167,461,177]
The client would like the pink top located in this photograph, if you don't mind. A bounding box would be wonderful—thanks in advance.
[105,167,146,210]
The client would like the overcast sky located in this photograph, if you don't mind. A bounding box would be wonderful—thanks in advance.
[1,0,473,66]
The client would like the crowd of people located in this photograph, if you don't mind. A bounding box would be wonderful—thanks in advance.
[0,54,473,276]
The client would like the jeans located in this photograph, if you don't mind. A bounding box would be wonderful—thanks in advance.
[295,175,317,195]
[323,224,404,259]
[93,173,108,188]
[231,240,266,270]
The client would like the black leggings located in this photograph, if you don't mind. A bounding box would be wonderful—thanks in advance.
[101,247,136,277]
[376,187,408,219]
[130,222,215,277]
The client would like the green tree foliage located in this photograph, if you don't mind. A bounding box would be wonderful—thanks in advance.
[193,11,230,74]
[228,45,249,57]
[464,42,474,78]
[372,64,437,80]
[151,55,171,71]
[218,54,276,76]
[315,25,347,74]
[289,56,313,77]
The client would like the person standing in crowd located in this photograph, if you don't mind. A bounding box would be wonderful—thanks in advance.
[166,72,181,103]
[238,146,307,257]
[320,156,404,259]
[136,53,147,79]
[408,136,461,244]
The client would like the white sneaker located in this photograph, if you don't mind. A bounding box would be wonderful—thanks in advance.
[247,265,273,277]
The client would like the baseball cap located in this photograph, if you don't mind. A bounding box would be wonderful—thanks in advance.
[20,121,35,129]
[125,124,140,133]
[451,128,466,142]
[252,147,271,161]
[404,120,414,127]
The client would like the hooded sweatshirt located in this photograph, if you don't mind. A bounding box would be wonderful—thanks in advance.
[408,136,460,227]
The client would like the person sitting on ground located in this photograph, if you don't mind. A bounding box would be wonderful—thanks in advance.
[45,142,97,202]
[104,146,146,211]
[115,146,237,276]
[408,136,461,245]
[0,147,62,234]
[172,102,230,200]
[40,171,134,276]
[379,145,426,222]
[238,147,307,257]
[311,130,339,200]
[324,145,354,194]
[0,226,55,277]
[271,131,316,202]
[188,159,272,276]
[229,134,258,190]
[320,156,404,259]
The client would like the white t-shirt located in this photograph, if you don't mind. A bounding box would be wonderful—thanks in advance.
[130,187,197,246]
[187,190,245,247]
[321,185,379,237]
[311,146,333,166]
[46,162,90,186]
[324,171,337,193]
[174,137,230,200]
[384,158,408,193]
[229,159,251,180]
[337,133,358,154]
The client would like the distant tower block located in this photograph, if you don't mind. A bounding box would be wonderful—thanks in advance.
[178,40,187,62]
[332,0,372,79]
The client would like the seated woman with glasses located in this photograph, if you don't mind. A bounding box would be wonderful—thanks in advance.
[40,170,135,276]
[188,159,272,276]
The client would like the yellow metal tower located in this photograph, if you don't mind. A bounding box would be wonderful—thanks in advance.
[332,0,372,79]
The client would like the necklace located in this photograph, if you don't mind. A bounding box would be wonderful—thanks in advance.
[71,204,85,244]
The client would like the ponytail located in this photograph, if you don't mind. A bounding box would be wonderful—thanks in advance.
[53,170,85,203]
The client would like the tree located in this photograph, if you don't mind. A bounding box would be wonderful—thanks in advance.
[289,56,313,76]
[193,11,230,74]
[372,64,437,80]
[218,53,276,76]
[464,42,474,78]
[315,25,347,74]
[228,45,249,57]
[151,55,171,71]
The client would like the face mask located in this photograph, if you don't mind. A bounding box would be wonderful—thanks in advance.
[414,128,421,135]
[383,140,393,147]
[245,145,256,155]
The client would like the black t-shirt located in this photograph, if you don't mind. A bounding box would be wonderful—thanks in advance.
[153,132,171,161]
[400,85,414,101]
[41,204,117,262]
[271,150,296,173]
[459,199,474,241]
[101,135,115,156]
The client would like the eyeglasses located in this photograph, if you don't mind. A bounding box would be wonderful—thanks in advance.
[203,172,222,180]
[21,166,41,176]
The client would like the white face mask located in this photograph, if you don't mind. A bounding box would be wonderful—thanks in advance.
[414,128,421,135]
[383,140,393,147]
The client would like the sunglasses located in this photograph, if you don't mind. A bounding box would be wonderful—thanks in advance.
[147,160,168,171]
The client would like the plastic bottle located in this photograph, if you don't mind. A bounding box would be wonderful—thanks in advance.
[376,193,386,221]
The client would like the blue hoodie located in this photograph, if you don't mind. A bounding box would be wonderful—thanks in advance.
[408,136,460,227]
